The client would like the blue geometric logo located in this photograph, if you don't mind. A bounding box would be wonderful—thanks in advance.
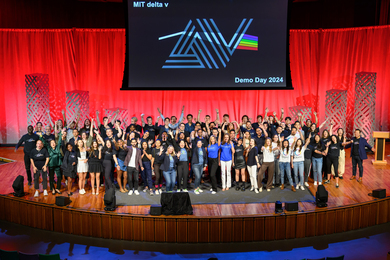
[159,19,254,69]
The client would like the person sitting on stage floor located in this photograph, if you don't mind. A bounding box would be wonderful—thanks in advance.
[345,129,375,183]
[15,125,40,186]
[30,140,50,197]
[124,138,144,195]
[158,145,178,193]
[39,125,65,195]
[62,143,78,196]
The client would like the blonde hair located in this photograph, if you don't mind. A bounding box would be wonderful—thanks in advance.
[264,137,272,153]
[165,145,176,156]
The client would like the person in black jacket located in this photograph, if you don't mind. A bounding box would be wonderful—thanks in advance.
[62,143,78,196]
[158,145,178,192]
[15,125,40,186]
[191,140,207,194]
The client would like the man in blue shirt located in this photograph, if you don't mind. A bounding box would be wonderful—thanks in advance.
[157,106,185,134]
[185,114,195,133]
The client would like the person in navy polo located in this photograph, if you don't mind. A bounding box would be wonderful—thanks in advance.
[345,129,375,182]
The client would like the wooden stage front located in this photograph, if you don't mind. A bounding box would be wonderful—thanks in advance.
[0,147,389,243]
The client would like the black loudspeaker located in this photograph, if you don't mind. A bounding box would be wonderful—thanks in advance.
[104,186,116,211]
[161,192,193,215]
[372,189,386,199]
[316,184,328,207]
[285,201,298,211]
[275,201,283,213]
[55,196,71,206]
[12,175,25,197]
[150,204,162,216]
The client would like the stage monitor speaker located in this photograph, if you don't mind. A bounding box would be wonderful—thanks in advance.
[150,204,162,216]
[104,186,116,211]
[161,192,193,215]
[285,201,298,211]
[275,200,283,213]
[316,184,328,207]
[55,196,71,206]
[12,175,25,197]
[372,189,386,199]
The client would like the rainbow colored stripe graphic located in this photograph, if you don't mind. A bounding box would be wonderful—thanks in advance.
[236,34,258,51]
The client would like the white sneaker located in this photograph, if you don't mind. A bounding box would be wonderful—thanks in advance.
[259,187,263,192]
[210,188,213,192]
[319,182,322,185]
[296,184,300,190]
[255,188,259,194]
[34,190,39,197]
[134,190,139,195]
[128,190,133,195]
[143,188,147,193]
[267,189,271,192]
[182,189,188,192]
[194,189,200,195]
[82,189,86,194]
[43,190,48,196]
[211,191,216,194]
[159,189,162,194]
[300,185,305,191]
[65,180,68,186]
[155,189,159,195]
[149,190,154,196]
[198,188,203,193]
[304,182,309,187]
[250,187,254,192]
[314,181,317,185]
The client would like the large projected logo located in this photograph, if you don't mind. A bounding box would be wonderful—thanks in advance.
[159,19,257,69]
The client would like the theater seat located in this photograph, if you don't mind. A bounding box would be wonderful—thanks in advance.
[38,254,61,260]
[0,249,19,260]
[18,252,40,260]
[326,256,344,260]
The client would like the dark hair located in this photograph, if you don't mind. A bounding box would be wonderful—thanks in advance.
[291,126,297,131]
[246,121,251,124]
[285,117,291,121]
[242,115,249,121]
[313,134,322,150]
[282,139,290,153]
[195,122,201,126]
[257,115,263,119]
[66,142,73,150]
[116,119,121,124]
[171,116,177,120]
[355,129,361,133]
[164,117,170,122]
[205,114,211,118]
[141,140,148,149]
[130,138,137,142]
[36,122,42,126]
[222,133,231,145]
[223,114,229,118]
[187,114,193,118]
[103,116,108,121]
[146,116,152,120]
[230,129,236,133]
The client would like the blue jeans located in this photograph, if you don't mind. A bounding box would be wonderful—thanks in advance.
[163,169,176,192]
[293,161,304,186]
[192,164,203,189]
[279,162,293,185]
[141,161,153,189]
[312,157,323,183]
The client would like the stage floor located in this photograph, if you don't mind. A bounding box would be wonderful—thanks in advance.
[0,147,389,217]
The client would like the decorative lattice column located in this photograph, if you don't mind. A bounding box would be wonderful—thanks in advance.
[354,72,376,146]
[66,90,90,129]
[25,74,50,127]
[325,89,348,132]
[104,108,129,127]
[288,106,312,123]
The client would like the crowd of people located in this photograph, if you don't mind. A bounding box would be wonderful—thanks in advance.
[15,107,375,198]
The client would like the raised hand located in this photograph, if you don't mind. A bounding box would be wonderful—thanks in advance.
[297,112,302,117]
[281,108,284,113]
[313,111,317,116]
[273,111,276,117]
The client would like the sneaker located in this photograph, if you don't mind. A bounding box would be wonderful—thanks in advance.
[134,190,140,195]
[259,187,263,192]
[304,182,309,187]
[82,189,86,194]
[324,180,330,184]
[211,191,216,194]
[319,182,322,185]
[300,186,305,191]
[296,184,300,190]
[339,176,343,179]
[159,189,162,194]
[255,188,259,194]
[143,188,147,193]
[235,186,240,191]
[155,189,159,195]
[336,184,339,188]
[101,184,104,187]
[241,186,245,192]
[194,189,200,195]
[198,188,203,193]
[150,190,154,196]
[210,188,213,192]
[314,181,317,185]
[267,189,271,192]
[182,189,188,192]
[34,190,39,197]
[250,186,254,192]
[43,190,48,196]
[128,190,133,195]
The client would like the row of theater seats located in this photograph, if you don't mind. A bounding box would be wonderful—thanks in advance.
[0,249,63,260]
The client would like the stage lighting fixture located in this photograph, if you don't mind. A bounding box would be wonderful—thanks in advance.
[12,175,25,197]
[316,185,328,207]
[275,201,283,213]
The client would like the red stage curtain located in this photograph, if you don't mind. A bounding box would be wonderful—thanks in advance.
[0,26,389,143]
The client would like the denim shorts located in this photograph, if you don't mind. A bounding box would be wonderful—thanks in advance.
[116,159,127,171]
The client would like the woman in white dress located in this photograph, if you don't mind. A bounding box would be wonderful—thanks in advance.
[76,139,88,194]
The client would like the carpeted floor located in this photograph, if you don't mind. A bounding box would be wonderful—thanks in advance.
[115,182,315,206]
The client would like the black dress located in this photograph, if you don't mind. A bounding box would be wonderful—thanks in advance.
[234,144,246,169]
[61,150,78,179]
[88,150,104,173]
